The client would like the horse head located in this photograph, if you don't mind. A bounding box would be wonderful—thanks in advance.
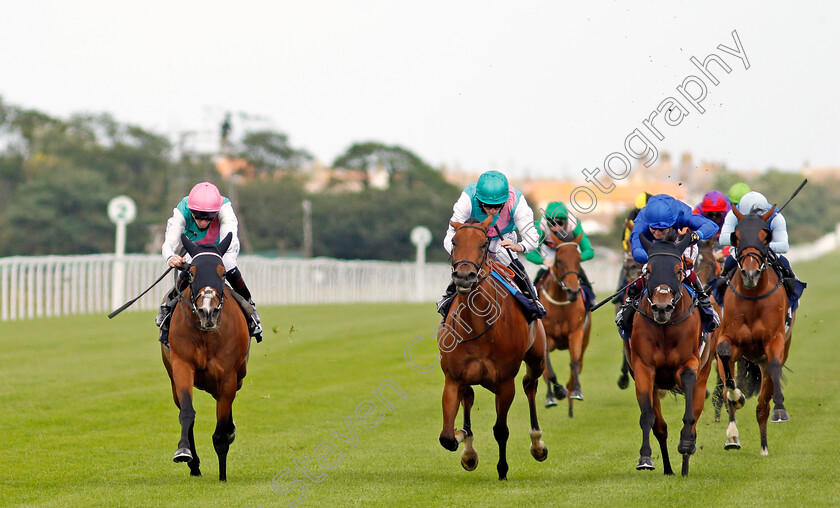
[181,232,233,331]
[622,251,643,281]
[730,207,774,288]
[449,216,493,295]
[640,233,693,324]
[548,229,583,301]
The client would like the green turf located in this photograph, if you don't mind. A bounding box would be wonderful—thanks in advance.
[2,251,839,507]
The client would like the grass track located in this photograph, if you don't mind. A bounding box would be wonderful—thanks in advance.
[2,251,840,507]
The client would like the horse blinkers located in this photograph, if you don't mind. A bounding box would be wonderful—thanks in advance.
[188,263,226,331]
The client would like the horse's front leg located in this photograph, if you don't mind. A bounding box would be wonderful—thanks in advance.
[768,333,789,424]
[493,379,516,480]
[439,376,461,452]
[716,337,743,450]
[543,338,566,406]
[457,386,477,471]
[524,327,548,462]
[213,375,238,482]
[567,325,585,403]
[678,365,699,476]
[632,361,658,472]
[171,359,197,466]
[651,392,673,476]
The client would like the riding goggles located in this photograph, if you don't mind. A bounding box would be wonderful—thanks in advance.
[190,210,218,222]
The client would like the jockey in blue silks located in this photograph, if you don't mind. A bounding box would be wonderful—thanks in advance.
[715,191,806,324]
[616,194,720,341]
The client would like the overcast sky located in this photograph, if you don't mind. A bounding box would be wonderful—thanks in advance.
[2,1,838,179]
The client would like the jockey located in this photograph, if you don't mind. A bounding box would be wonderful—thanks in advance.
[611,191,651,303]
[716,191,805,321]
[692,190,731,242]
[438,170,546,322]
[616,194,720,340]
[727,182,751,208]
[155,182,263,346]
[525,201,597,310]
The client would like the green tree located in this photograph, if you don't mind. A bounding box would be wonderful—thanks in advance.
[333,141,453,193]
[238,130,313,174]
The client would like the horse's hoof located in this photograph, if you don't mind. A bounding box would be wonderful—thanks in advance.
[771,408,790,423]
[190,469,202,477]
[678,440,696,455]
[461,450,478,471]
[545,393,558,408]
[570,390,583,401]
[724,437,741,450]
[173,448,193,463]
[617,374,629,390]
[636,456,655,470]
[554,384,568,400]
[530,444,548,462]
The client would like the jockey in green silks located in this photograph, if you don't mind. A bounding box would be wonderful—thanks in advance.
[525,201,597,310]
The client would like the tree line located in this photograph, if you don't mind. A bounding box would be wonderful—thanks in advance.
[0,97,461,261]
[1,96,837,261]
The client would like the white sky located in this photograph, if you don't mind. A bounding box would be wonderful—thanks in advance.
[2,1,839,180]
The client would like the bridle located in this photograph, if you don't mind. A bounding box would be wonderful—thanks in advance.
[547,242,582,297]
[634,251,696,326]
[177,251,226,332]
[450,224,492,286]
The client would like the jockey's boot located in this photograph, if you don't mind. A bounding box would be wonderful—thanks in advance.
[691,278,720,333]
[615,278,643,340]
[774,254,798,294]
[579,267,597,311]
[436,282,457,319]
[532,265,549,287]
[226,267,263,342]
[156,271,189,347]
[716,255,737,293]
[511,259,546,321]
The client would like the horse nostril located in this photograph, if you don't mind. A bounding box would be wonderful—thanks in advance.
[465,272,477,282]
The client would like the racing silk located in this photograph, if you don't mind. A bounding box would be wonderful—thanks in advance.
[162,196,241,271]
[630,195,719,263]
[524,212,595,265]
[719,191,789,253]
[443,185,539,266]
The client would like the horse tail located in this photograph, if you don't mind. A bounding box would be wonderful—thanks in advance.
[736,358,762,398]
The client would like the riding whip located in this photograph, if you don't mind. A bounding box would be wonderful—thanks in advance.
[589,277,641,313]
[108,248,187,319]
[775,178,807,214]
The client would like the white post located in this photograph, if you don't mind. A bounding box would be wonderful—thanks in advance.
[108,196,137,311]
[410,226,432,302]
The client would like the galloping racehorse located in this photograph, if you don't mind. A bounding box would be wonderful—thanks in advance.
[161,233,251,481]
[537,228,591,417]
[439,216,548,480]
[715,207,793,455]
[628,234,716,476]
[617,252,643,390]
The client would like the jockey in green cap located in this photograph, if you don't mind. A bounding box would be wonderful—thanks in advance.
[525,201,597,310]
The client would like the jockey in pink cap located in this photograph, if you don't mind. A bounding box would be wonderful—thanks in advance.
[156,182,263,345]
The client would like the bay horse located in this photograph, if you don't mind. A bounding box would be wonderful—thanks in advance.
[537,228,591,417]
[617,251,643,390]
[628,233,716,476]
[715,207,793,455]
[161,232,251,481]
[439,216,548,480]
